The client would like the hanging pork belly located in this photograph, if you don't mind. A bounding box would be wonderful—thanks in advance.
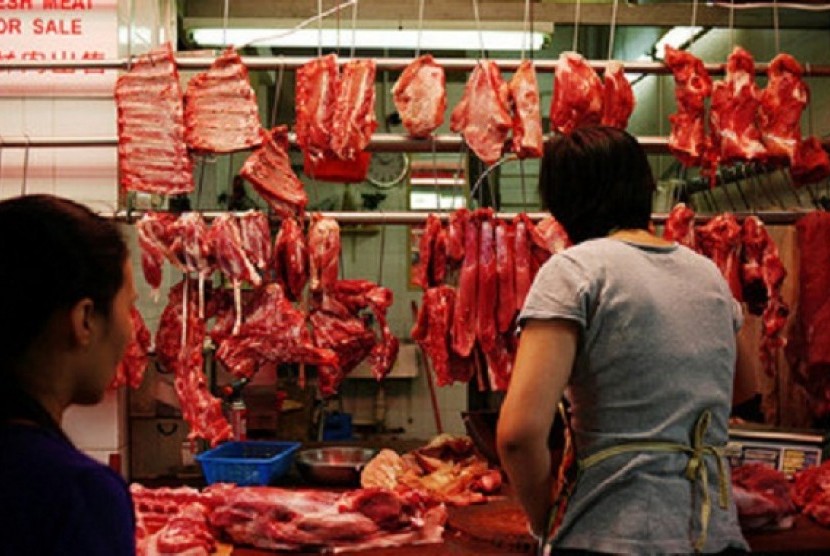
[115,43,194,195]
[184,47,262,153]
[450,60,512,166]
[393,54,447,138]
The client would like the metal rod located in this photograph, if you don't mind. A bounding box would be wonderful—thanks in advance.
[3,56,830,76]
[107,209,810,226]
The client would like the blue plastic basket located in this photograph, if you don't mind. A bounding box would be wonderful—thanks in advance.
[195,441,301,486]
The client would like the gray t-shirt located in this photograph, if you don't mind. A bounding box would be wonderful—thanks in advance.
[520,237,748,554]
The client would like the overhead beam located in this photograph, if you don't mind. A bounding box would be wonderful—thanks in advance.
[184,0,830,30]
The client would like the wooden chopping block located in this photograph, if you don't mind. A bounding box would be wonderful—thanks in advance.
[447,498,536,553]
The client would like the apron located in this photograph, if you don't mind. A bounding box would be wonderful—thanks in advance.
[539,409,730,555]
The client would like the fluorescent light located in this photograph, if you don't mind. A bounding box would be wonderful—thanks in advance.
[653,26,704,60]
[191,28,546,52]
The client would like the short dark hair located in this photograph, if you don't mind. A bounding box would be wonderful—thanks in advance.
[0,195,127,370]
[538,126,656,244]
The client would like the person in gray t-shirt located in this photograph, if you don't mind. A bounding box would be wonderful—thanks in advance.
[497,126,755,554]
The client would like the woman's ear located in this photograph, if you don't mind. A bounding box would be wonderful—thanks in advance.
[68,298,96,348]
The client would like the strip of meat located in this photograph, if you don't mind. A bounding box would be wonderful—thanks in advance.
[513,213,532,312]
[414,214,443,290]
[483,333,515,392]
[662,202,697,249]
[330,59,378,161]
[791,136,830,186]
[600,60,635,130]
[308,213,341,293]
[696,213,743,301]
[240,126,309,219]
[432,227,448,286]
[451,211,479,357]
[759,53,808,164]
[110,306,151,390]
[115,43,194,195]
[238,210,271,272]
[450,60,512,165]
[447,208,469,262]
[476,209,497,354]
[295,54,338,162]
[664,45,712,167]
[272,217,309,301]
[184,47,262,153]
[709,46,767,167]
[550,51,603,136]
[136,212,177,296]
[393,54,446,139]
[495,219,517,333]
[208,214,261,287]
[731,463,796,531]
[508,59,543,158]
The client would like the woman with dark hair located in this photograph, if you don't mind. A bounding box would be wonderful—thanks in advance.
[497,127,753,554]
[0,194,137,555]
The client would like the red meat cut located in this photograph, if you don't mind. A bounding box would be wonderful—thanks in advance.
[662,202,697,249]
[451,210,479,357]
[508,59,544,158]
[308,213,341,293]
[731,463,796,531]
[136,212,177,297]
[696,213,744,301]
[513,213,532,312]
[110,306,151,390]
[272,216,309,301]
[295,54,338,163]
[393,54,447,139]
[330,59,378,161]
[495,219,517,333]
[664,45,712,167]
[240,126,308,219]
[476,208,498,354]
[600,60,635,130]
[550,51,603,136]
[759,53,808,164]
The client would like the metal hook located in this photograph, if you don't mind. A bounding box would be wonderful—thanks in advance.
[21,133,30,196]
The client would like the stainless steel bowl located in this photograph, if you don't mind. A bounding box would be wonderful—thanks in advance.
[295,447,377,487]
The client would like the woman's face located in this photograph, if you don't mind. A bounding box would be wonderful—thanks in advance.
[74,259,137,405]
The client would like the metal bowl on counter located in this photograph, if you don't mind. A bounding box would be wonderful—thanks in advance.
[295,447,377,487]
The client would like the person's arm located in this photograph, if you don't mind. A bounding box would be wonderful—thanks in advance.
[733,325,758,407]
[497,318,578,537]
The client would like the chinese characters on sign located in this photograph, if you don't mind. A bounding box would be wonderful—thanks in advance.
[0,0,117,96]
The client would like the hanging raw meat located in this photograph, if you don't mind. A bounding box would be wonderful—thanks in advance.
[310,295,377,398]
[240,126,308,219]
[787,212,830,418]
[709,46,767,166]
[476,209,498,354]
[115,43,194,196]
[447,208,469,262]
[741,216,789,379]
[184,47,262,153]
[759,53,808,164]
[791,137,830,186]
[330,59,378,161]
[550,51,603,136]
[664,45,712,167]
[513,213,532,312]
[483,333,516,391]
[295,54,338,162]
[432,227,448,287]
[495,219,517,333]
[308,214,341,293]
[216,283,338,380]
[414,214,443,290]
[532,215,571,261]
[136,212,177,297]
[696,213,743,301]
[392,54,447,138]
[168,212,213,318]
[508,59,544,158]
[272,217,309,301]
[110,306,151,390]
[451,211,479,357]
[412,286,475,387]
[450,60,512,166]
[662,202,697,249]
[156,280,232,446]
[238,210,271,272]
[600,60,635,130]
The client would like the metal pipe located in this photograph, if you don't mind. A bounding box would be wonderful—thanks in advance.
[2,56,830,76]
[109,209,809,225]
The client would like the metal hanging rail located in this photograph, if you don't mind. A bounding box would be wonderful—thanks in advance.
[107,209,811,226]
[0,133,673,154]
[2,56,830,76]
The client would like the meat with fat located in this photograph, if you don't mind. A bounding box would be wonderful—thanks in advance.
[600,60,635,130]
[664,45,712,167]
[731,463,796,531]
[508,59,543,158]
[308,213,341,293]
[184,47,262,153]
[447,208,469,262]
[450,60,512,166]
[168,212,214,318]
[295,54,338,163]
[550,51,603,136]
[793,461,830,526]
[136,212,177,297]
[759,53,808,165]
[476,209,498,354]
[110,306,152,390]
[393,54,447,139]
[115,43,194,195]
[495,219,517,333]
[791,136,830,186]
[662,202,697,249]
[272,216,309,301]
[240,126,309,219]
[330,59,378,161]
[451,211,479,357]
[696,213,743,301]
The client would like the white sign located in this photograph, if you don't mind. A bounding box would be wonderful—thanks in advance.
[0,0,118,96]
